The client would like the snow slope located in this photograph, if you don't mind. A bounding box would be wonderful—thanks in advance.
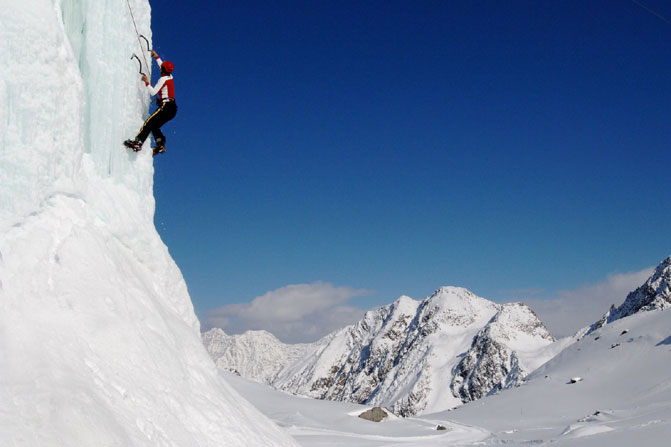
[441,306,671,445]
[225,371,490,447]
[0,1,297,445]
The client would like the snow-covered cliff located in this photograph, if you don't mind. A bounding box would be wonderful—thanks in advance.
[0,1,297,445]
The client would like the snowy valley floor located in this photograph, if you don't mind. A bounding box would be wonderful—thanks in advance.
[223,372,489,446]
[224,307,671,446]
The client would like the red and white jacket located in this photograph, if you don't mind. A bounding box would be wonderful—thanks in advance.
[145,57,174,102]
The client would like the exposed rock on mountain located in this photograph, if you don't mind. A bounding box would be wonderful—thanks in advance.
[205,287,558,416]
[588,256,671,335]
[608,257,671,318]
[451,302,555,402]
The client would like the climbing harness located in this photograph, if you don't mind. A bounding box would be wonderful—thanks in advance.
[631,0,671,25]
[124,0,151,74]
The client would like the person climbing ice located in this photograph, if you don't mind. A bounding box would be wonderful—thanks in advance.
[124,50,177,156]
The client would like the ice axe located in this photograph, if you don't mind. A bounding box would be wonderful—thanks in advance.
[131,35,153,77]
[130,53,146,77]
[139,34,152,52]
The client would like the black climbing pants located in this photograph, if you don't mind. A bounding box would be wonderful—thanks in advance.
[136,101,177,144]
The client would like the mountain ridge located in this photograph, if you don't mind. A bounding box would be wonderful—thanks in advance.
[204,286,554,415]
[587,256,671,336]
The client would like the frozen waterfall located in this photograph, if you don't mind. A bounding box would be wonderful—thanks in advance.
[0,1,297,445]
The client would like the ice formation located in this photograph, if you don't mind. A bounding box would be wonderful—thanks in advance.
[0,1,297,445]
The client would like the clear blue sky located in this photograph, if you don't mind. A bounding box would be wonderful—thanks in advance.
[148,0,671,332]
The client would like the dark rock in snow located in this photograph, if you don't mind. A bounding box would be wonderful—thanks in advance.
[358,407,388,422]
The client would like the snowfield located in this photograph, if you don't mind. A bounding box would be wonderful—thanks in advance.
[443,306,671,445]
[224,371,490,446]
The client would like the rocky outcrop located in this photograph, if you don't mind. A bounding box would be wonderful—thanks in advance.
[587,257,671,335]
[451,303,555,402]
[608,257,671,318]
[452,336,523,401]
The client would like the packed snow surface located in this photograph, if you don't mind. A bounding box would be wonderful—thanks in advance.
[225,371,490,446]
[0,1,297,445]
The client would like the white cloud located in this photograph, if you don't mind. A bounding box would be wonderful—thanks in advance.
[204,282,371,343]
[524,267,654,338]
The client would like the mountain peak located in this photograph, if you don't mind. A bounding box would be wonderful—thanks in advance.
[391,294,420,312]
[609,256,671,322]
[428,287,494,308]
[586,256,671,336]
[419,287,500,329]
[433,286,477,298]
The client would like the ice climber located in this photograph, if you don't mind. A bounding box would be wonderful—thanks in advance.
[124,50,177,156]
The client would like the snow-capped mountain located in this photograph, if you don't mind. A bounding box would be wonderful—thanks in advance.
[202,328,315,383]
[588,256,671,335]
[206,287,556,416]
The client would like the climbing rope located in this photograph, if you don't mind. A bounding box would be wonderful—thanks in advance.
[631,0,671,25]
[124,0,150,74]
